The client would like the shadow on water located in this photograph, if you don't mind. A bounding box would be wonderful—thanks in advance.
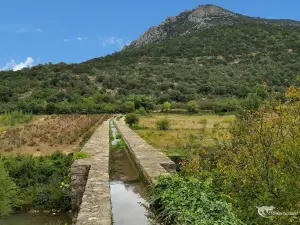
[110,121,156,225]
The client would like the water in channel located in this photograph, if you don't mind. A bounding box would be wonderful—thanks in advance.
[110,121,153,225]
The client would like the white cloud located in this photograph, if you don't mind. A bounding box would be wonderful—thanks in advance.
[99,36,125,48]
[0,57,34,71]
[64,37,88,42]
[76,37,88,41]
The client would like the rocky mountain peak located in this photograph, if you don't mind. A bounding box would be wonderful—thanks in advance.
[128,4,300,48]
[191,4,236,19]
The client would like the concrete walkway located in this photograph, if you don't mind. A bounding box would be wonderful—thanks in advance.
[114,118,175,185]
[71,119,111,225]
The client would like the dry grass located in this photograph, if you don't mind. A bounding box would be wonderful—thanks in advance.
[136,113,235,155]
[0,114,109,155]
[139,114,235,129]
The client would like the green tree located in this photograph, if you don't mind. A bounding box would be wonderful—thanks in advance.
[125,113,139,127]
[0,162,17,216]
[122,101,135,113]
[214,87,300,224]
[162,101,171,112]
[187,100,198,113]
[136,106,146,114]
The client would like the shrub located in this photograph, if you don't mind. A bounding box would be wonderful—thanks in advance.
[125,113,139,127]
[187,100,198,113]
[0,151,74,213]
[156,118,171,130]
[150,175,244,225]
[162,101,171,112]
[0,162,17,216]
[136,106,146,114]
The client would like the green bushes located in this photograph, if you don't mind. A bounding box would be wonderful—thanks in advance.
[125,113,139,127]
[0,162,17,216]
[0,111,33,127]
[150,175,244,225]
[187,100,198,113]
[0,151,74,213]
[162,101,171,112]
[155,118,171,130]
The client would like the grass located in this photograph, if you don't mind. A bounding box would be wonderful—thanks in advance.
[0,114,108,155]
[135,113,235,156]
[0,126,9,132]
[0,111,33,127]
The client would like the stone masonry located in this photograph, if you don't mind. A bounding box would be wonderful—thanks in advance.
[114,118,176,185]
[71,119,111,225]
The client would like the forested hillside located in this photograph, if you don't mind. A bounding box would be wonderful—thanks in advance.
[1,6,300,114]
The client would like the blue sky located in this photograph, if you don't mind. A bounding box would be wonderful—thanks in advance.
[1,0,300,70]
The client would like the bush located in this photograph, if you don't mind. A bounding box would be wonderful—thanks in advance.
[0,151,74,213]
[162,101,171,112]
[156,118,171,130]
[187,100,198,113]
[125,113,139,127]
[0,162,17,216]
[136,106,147,114]
[150,175,244,225]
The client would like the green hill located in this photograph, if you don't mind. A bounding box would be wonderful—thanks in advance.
[1,5,300,114]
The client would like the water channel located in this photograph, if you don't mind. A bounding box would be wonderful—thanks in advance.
[110,121,154,225]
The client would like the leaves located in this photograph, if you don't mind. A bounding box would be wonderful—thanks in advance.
[150,175,244,225]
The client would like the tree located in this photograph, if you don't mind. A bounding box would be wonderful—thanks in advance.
[122,101,135,113]
[136,106,146,114]
[125,113,139,127]
[187,100,198,113]
[213,87,300,224]
[184,87,300,224]
[0,162,17,216]
[162,101,171,112]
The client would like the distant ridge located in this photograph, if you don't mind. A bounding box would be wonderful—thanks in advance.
[129,4,300,47]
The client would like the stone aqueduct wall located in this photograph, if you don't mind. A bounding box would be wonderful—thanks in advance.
[71,120,111,225]
[114,118,175,185]
[71,117,175,224]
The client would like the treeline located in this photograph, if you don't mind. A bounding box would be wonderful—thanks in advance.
[0,23,300,113]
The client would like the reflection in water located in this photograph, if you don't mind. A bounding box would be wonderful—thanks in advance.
[111,181,150,225]
[110,121,153,225]
[0,212,71,225]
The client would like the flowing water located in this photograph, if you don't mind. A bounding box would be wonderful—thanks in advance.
[110,121,154,225]
[0,212,71,225]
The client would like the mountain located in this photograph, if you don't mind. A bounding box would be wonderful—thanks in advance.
[1,4,300,114]
[129,4,300,47]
